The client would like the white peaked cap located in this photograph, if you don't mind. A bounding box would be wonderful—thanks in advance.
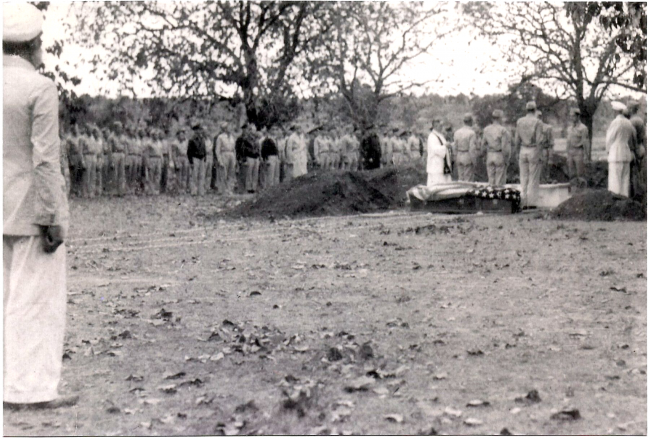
[3,3,43,43]
[611,101,627,112]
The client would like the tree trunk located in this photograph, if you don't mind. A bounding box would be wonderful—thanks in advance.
[578,98,598,163]
[584,113,594,163]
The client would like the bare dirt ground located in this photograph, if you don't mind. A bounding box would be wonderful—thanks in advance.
[3,194,647,435]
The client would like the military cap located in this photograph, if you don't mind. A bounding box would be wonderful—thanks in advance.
[463,113,473,123]
[570,107,581,116]
[3,3,43,43]
[525,101,537,111]
[192,123,202,130]
[492,109,504,118]
[611,101,627,112]
[112,121,123,128]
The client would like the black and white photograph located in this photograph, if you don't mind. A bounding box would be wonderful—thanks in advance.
[2,0,647,435]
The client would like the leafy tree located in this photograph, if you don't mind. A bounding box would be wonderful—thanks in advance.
[68,1,331,127]
[309,2,451,130]
[463,1,646,161]
[566,2,646,89]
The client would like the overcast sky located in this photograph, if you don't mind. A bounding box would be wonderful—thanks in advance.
[40,2,642,100]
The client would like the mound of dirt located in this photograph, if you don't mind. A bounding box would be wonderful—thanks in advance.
[551,189,646,222]
[230,164,427,219]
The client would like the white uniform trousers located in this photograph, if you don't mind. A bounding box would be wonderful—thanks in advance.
[4,235,67,403]
[608,161,631,197]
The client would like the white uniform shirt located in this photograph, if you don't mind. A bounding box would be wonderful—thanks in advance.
[606,115,636,163]
[3,55,68,235]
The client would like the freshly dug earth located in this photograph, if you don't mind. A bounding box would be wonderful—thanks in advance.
[552,189,646,222]
[231,164,427,219]
[234,159,611,220]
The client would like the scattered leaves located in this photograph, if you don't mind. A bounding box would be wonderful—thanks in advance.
[384,414,404,423]
[550,409,581,421]
[344,376,375,392]
[444,407,463,418]
[467,399,490,407]
[515,390,541,404]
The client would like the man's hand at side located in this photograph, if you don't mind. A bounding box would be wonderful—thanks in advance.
[40,225,64,254]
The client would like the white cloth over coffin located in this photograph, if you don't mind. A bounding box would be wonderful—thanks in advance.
[407,181,485,202]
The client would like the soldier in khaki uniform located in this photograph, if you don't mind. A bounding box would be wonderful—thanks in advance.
[380,130,393,168]
[329,130,341,170]
[390,130,403,166]
[160,129,172,193]
[215,122,237,194]
[536,110,554,183]
[407,130,421,161]
[143,129,163,195]
[482,109,511,186]
[350,127,361,171]
[453,113,479,181]
[341,126,359,171]
[161,130,175,193]
[108,122,127,196]
[125,127,138,194]
[59,127,71,196]
[284,125,301,179]
[204,128,215,193]
[628,101,646,200]
[515,101,544,208]
[101,127,113,194]
[170,128,189,193]
[565,108,589,181]
[92,126,107,196]
[314,129,330,170]
[66,124,84,197]
[79,124,97,198]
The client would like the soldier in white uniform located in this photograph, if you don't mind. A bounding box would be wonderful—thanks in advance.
[3,3,77,410]
[606,101,636,197]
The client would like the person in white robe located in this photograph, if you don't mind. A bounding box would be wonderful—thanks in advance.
[426,119,453,186]
[606,101,636,197]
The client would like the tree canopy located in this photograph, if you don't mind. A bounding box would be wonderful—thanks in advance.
[307,2,449,129]
[463,1,646,160]
[70,1,331,127]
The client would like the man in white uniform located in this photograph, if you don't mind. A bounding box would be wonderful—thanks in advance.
[606,101,636,197]
[3,3,77,410]
[427,119,452,186]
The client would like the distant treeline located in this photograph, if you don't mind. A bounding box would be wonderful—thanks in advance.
[59,88,644,138]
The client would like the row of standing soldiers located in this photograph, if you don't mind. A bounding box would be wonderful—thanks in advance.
[61,121,429,197]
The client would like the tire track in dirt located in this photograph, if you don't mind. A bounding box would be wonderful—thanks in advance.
[67,210,431,245]
[69,211,469,255]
